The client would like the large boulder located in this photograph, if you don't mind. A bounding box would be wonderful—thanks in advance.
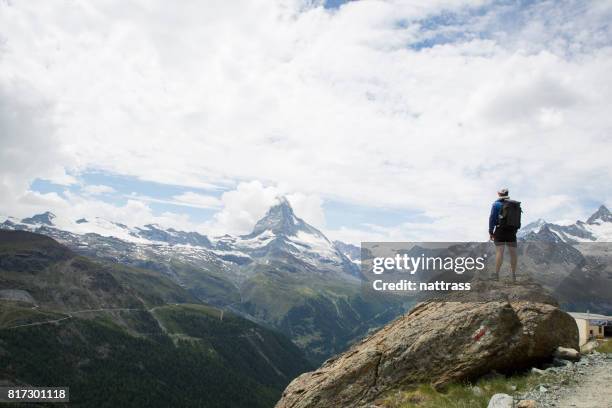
[276,281,578,408]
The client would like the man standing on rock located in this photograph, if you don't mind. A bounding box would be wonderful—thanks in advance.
[489,188,522,282]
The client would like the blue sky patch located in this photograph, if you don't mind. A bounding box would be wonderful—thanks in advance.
[30,170,227,224]
[323,199,433,230]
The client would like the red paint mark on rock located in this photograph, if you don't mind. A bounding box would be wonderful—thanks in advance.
[473,327,487,341]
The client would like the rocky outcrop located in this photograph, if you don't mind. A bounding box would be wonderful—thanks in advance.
[0,289,36,304]
[276,281,578,408]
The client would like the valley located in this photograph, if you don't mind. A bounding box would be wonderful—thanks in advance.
[0,230,312,407]
[1,199,406,362]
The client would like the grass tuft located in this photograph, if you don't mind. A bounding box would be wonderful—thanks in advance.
[595,339,612,354]
[377,370,554,408]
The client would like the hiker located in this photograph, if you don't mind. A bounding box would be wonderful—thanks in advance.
[489,188,522,282]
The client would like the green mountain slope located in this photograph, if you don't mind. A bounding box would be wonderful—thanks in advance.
[0,231,312,407]
[237,260,406,361]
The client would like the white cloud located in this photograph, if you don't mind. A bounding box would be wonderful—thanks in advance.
[204,181,325,235]
[1,0,611,240]
[205,181,280,235]
[286,192,326,228]
[0,81,76,219]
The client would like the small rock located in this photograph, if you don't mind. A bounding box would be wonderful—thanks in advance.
[539,385,548,393]
[517,400,537,408]
[472,386,483,396]
[487,393,513,408]
[531,367,545,375]
[510,385,517,391]
[551,357,572,367]
[554,346,580,362]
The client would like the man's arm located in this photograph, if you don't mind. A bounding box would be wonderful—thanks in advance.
[489,202,499,236]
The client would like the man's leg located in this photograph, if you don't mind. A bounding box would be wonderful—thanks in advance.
[494,244,505,281]
[508,245,517,282]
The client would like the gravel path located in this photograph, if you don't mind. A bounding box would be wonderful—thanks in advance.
[556,359,612,408]
[519,351,612,408]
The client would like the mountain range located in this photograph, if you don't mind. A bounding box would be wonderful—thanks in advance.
[2,201,610,361]
[1,200,611,406]
[1,198,360,277]
[0,198,402,362]
[519,205,612,243]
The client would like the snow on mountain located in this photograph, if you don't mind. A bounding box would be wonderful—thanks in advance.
[71,217,151,243]
[1,212,216,247]
[231,229,276,249]
[587,205,612,224]
[246,197,304,237]
[0,215,20,226]
[291,230,339,260]
[333,240,361,264]
[0,197,360,278]
[521,205,612,243]
[227,197,359,277]
[518,218,547,236]
[134,224,213,247]
[21,211,56,226]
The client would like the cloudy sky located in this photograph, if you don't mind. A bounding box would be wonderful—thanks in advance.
[1,0,611,243]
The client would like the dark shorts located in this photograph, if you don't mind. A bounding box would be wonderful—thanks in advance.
[494,227,517,247]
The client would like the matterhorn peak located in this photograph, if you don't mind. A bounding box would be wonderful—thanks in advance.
[248,196,301,237]
[268,196,294,217]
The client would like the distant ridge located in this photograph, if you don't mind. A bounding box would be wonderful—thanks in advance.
[520,204,612,243]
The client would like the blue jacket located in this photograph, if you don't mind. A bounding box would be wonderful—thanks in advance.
[489,199,504,234]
